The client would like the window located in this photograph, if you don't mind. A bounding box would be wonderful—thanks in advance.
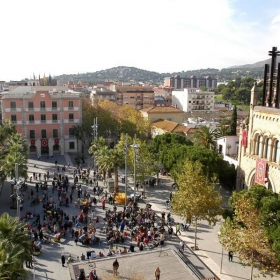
[69,113,74,122]
[11,115,17,123]
[52,114,58,123]
[69,142,75,149]
[41,114,46,123]
[274,140,280,163]
[265,138,271,160]
[10,102,16,110]
[53,129,58,138]
[28,101,34,110]
[29,114,34,123]
[257,135,263,156]
[41,130,47,138]
[30,130,35,139]
[69,127,74,136]
[52,101,57,110]
[68,101,74,108]
[40,101,46,110]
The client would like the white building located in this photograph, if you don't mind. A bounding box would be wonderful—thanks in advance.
[172,88,214,112]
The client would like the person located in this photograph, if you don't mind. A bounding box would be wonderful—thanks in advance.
[78,270,86,280]
[179,240,185,252]
[67,254,72,264]
[81,253,86,260]
[89,269,98,280]
[102,199,106,210]
[61,254,65,267]
[168,225,173,239]
[228,251,233,262]
[113,258,119,276]
[154,267,161,280]
[175,223,181,235]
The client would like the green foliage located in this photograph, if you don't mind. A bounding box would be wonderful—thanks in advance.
[221,185,280,273]
[0,213,32,279]
[229,105,237,135]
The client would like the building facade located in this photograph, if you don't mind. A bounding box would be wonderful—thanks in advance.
[140,106,185,123]
[110,85,155,110]
[164,75,217,89]
[172,88,215,112]
[237,47,280,193]
[1,86,82,156]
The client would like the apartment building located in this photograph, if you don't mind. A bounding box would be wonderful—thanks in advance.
[172,88,215,112]
[164,75,217,90]
[110,85,154,110]
[1,85,82,156]
[89,88,116,106]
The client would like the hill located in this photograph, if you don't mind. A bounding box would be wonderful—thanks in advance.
[55,58,277,85]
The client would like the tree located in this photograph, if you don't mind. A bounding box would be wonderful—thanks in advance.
[219,190,280,279]
[71,125,84,156]
[0,213,32,280]
[171,160,222,249]
[192,125,219,150]
[229,105,237,135]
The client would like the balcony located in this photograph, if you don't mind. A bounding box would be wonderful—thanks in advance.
[52,107,58,111]
[41,120,46,123]
[40,107,46,111]
[69,119,74,123]
[28,107,34,111]
[52,120,58,123]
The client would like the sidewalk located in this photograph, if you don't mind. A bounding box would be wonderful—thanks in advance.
[134,173,280,280]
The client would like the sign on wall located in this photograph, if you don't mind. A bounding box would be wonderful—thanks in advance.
[255,158,267,185]
[242,130,247,148]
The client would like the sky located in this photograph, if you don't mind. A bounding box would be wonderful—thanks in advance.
[1,0,280,81]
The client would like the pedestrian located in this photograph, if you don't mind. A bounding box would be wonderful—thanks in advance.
[61,254,65,267]
[102,199,106,210]
[228,251,233,262]
[154,267,161,280]
[167,225,173,239]
[112,258,119,276]
[179,240,185,252]
[175,223,181,235]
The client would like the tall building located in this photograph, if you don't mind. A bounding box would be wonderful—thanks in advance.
[237,47,280,192]
[110,85,154,110]
[164,75,217,89]
[1,85,82,156]
[172,88,215,112]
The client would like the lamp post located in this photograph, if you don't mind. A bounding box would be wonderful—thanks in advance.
[124,133,128,206]
[218,231,224,274]
[13,163,23,219]
[91,117,98,140]
[130,136,140,203]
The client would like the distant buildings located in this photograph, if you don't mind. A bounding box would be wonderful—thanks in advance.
[140,106,185,123]
[164,75,217,90]
[110,85,155,110]
[172,88,215,112]
[1,86,82,156]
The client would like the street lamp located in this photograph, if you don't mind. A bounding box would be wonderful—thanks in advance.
[130,138,140,203]
[11,163,24,219]
[91,117,98,140]
[124,133,128,206]
[218,231,224,274]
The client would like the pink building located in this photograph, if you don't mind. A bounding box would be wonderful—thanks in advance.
[1,86,82,156]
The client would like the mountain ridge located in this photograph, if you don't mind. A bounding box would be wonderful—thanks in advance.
[56,58,278,85]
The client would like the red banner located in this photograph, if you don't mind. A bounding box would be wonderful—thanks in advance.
[30,139,35,146]
[41,139,48,147]
[54,138,59,145]
[255,158,267,185]
[242,130,247,148]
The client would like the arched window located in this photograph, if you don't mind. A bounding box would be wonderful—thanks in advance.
[265,138,271,160]
[274,140,280,163]
[257,135,263,156]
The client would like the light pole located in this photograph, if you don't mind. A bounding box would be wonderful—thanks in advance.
[218,231,224,273]
[12,163,23,219]
[130,136,140,203]
[91,117,98,140]
[124,133,128,206]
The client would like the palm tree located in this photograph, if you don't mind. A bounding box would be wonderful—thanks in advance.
[0,213,32,279]
[71,125,84,156]
[192,125,219,151]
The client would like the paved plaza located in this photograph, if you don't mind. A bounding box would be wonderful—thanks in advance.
[0,153,279,280]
